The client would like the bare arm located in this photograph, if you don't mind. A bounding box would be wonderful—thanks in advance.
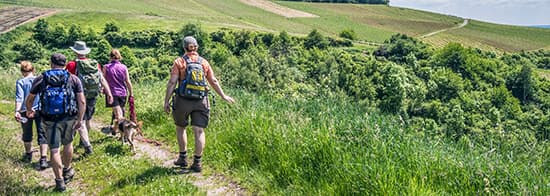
[206,71,234,103]
[163,72,179,114]
[100,73,113,104]
[72,92,86,130]
[125,70,133,97]
[76,92,86,122]
[25,94,36,118]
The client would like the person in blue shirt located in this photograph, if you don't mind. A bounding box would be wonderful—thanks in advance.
[15,61,49,169]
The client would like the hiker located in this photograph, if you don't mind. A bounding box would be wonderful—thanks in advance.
[66,41,113,155]
[163,36,235,172]
[102,49,133,127]
[26,53,86,192]
[14,61,49,169]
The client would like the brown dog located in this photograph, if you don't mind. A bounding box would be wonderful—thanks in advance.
[113,118,143,152]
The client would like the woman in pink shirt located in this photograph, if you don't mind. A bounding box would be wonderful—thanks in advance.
[102,49,133,124]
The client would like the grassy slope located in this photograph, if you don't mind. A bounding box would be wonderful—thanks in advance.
[2,0,549,51]
[425,20,550,52]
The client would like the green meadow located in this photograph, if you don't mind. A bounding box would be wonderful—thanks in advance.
[2,0,549,51]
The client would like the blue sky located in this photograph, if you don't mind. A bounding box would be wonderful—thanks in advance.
[390,0,550,26]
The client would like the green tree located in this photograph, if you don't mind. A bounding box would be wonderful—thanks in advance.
[13,40,44,62]
[339,29,356,40]
[304,29,328,50]
[92,39,112,65]
[270,31,292,57]
[119,45,138,68]
[103,21,120,35]
[378,62,407,113]
[33,19,49,44]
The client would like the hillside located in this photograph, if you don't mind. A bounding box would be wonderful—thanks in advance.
[0,0,549,195]
[1,0,549,51]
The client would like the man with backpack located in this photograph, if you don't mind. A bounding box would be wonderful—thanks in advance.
[26,53,86,192]
[66,41,113,155]
[163,36,235,172]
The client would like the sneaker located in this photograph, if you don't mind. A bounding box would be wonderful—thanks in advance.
[54,178,66,192]
[62,167,75,184]
[190,159,202,172]
[39,157,48,169]
[174,156,188,167]
[22,152,32,163]
[84,146,93,156]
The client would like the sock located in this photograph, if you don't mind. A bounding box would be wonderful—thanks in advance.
[179,151,187,157]
[194,155,202,161]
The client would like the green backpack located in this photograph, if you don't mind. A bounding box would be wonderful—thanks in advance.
[76,59,101,99]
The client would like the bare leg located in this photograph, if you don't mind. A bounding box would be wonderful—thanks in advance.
[78,121,91,147]
[113,106,124,120]
[50,148,62,179]
[176,126,187,153]
[61,143,73,169]
[192,126,205,157]
[39,144,48,157]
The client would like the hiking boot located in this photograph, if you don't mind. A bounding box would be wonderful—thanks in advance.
[190,159,202,172]
[22,152,32,163]
[54,178,66,192]
[62,167,75,184]
[84,146,93,156]
[39,157,49,169]
[174,156,188,167]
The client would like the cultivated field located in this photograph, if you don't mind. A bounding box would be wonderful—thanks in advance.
[0,6,54,33]
[240,0,317,18]
[0,0,548,51]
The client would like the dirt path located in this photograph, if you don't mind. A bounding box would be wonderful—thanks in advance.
[240,0,318,18]
[420,19,469,38]
[0,6,57,34]
[90,120,246,195]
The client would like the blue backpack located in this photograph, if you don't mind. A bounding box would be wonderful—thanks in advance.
[40,70,77,119]
[176,55,208,99]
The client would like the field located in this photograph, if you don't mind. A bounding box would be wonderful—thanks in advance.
[1,0,549,51]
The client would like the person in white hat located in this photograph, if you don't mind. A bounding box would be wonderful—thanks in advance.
[66,41,113,156]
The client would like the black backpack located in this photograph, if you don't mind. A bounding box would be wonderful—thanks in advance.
[40,70,77,120]
[176,55,208,99]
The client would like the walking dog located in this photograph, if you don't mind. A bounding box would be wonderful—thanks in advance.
[113,118,143,152]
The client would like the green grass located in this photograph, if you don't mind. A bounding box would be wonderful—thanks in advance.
[127,80,549,195]
[2,0,548,51]
[1,65,549,194]
[439,20,550,52]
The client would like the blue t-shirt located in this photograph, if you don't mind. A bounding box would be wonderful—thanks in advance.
[15,76,39,112]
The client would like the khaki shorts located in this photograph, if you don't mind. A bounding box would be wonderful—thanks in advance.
[172,95,210,128]
[42,117,77,149]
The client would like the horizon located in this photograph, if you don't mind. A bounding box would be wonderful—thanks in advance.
[389,0,550,26]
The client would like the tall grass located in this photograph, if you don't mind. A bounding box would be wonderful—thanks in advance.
[131,81,549,194]
[0,72,548,194]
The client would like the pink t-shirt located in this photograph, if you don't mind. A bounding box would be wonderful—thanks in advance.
[103,60,128,97]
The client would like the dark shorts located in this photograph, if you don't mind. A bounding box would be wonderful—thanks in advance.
[20,112,47,145]
[84,98,97,121]
[172,95,210,128]
[42,117,77,149]
[106,96,127,108]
